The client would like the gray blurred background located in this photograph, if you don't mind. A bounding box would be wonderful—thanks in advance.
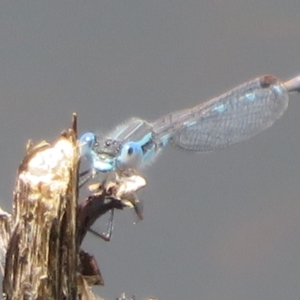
[1,1,300,299]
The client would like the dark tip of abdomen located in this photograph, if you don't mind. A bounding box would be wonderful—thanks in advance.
[260,75,278,88]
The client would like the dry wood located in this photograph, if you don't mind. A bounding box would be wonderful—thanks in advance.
[2,116,78,300]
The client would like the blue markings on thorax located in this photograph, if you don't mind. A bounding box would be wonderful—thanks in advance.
[136,132,152,149]
[137,132,157,165]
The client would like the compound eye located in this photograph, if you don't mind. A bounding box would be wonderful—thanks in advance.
[79,132,96,156]
[117,141,143,170]
[127,146,133,155]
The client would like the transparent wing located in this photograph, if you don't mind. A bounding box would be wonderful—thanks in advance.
[152,75,289,151]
